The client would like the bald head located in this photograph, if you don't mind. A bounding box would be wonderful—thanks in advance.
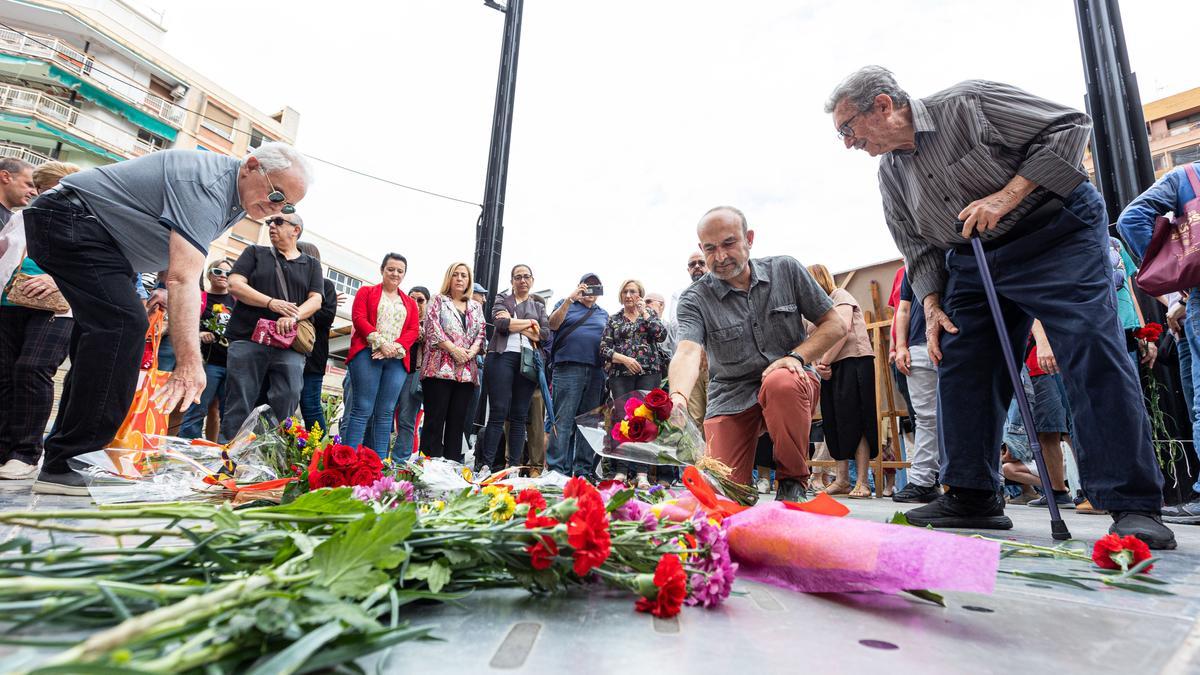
[697,205,754,283]
[698,205,748,236]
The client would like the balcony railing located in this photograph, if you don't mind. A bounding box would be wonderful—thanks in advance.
[0,25,185,127]
[0,82,162,160]
[0,143,52,166]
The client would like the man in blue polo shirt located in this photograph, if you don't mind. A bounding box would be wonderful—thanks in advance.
[546,273,609,477]
[23,142,312,495]
[892,269,941,503]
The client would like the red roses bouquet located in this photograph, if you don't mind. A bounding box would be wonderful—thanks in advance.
[306,443,385,490]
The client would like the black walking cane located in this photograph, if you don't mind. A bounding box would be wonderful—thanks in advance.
[968,234,1072,540]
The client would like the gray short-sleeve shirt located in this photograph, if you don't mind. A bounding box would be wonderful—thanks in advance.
[676,256,834,418]
[60,150,246,272]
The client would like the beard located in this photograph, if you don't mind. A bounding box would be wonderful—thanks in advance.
[689,268,706,282]
[711,258,746,280]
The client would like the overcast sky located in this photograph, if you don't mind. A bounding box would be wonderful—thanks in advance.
[153,0,1197,310]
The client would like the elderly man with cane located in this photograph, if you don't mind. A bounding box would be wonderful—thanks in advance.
[22,143,312,495]
[826,66,1174,548]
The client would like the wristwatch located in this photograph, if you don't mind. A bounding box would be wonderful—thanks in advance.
[786,351,806,366]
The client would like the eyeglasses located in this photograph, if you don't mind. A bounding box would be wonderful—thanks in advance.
[260,168,296,214]
[209,268,229,277]
[266,216,296,228]
[512,274,533,281]
[687,260,706,269]
[836,111,864,141]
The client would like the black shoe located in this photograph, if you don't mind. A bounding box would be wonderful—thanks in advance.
[1110,512,1177,550]
[775,478,806,503]
[1161,498,1200,525]
[905,491,1013,530]
[892,483,940,503]
[32,469,90,497]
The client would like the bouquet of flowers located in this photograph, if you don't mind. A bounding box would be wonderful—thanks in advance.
[1134,322,1187,481]
[202,303,231,347]
[576,388,758,504]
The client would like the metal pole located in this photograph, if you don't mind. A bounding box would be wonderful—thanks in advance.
[475,0,525,316]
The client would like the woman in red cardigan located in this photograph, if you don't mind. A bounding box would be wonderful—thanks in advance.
[344,253,420,457]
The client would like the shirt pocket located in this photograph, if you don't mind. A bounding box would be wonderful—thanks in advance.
[947,146,1009,202]
[707,323,745,363]
[768,305,804,349]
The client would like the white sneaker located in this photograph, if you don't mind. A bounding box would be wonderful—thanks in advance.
[636,473,651,489]
[612,472,628,484]
[756,477,771,494]
[0,459,39,480]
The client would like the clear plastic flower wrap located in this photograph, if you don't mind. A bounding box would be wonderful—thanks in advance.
[69,404,281,504]
[574,389,758,505]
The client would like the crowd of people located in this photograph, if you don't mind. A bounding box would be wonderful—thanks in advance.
[0,63,1195,555]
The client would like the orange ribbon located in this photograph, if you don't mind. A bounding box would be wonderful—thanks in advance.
[681,466,849,520]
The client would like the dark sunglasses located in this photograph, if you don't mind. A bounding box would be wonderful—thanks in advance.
[266,216,297,228]
[260,168,296,214]
[687,260,706,269]
[209,268,229,277]
[413,297,427,304]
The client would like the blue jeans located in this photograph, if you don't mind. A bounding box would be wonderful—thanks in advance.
[937,181,1162,511]
[390,366,423,459]
[479,351,537,469]
[300,372,326,432]
[546,362,606,476]
[1185,292,1200,495]
[344,352,408,457]
[179,362,227,439]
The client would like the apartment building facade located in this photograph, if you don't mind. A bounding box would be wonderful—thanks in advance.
[1084,86,1200,182]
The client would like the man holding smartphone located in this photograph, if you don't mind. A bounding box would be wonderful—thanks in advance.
[546,273,609,477]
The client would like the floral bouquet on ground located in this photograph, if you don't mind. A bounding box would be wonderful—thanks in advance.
[575,388,758,505]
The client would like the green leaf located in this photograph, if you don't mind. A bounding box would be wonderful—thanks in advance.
[261,488,372,516]
[888,512,911,526]
[1124,557,1158,577]
[302,599,383,633]
[1001,570,1095,590]
[311,508,416,598]
[902,589,946,607]
[404,560,451,594]
[605,489,636,513]
[440,548,473,567]
[0,537,32,554]
[245,620,345,675]
[213,503,241,531]
[1101,579,1176,595]
[295,625,434,675]
[29,667,158,674]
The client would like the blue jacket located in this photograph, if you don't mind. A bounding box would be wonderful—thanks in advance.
[1117,162,1200,259]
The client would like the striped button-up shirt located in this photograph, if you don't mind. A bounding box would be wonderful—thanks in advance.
[878,80,1093,304]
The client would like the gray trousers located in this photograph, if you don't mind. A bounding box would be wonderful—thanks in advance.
[220,340,305,441]
[906,343,941,487]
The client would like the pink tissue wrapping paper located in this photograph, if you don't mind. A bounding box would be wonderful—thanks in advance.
[724,502,1000,594]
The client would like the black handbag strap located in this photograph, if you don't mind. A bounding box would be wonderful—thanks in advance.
[550,304,598,359]
[269,247,294,304]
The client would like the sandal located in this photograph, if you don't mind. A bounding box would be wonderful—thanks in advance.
[823,481,851,496]
[848,484,872,499]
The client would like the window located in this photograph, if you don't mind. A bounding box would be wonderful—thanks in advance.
[326,268,364,298]
[1167,112,1200,130]
[1153,153,1168,171]
[201,100,236,141]
[248,127,274,151]
[1171,144,1200,167]
[137,128,167,150]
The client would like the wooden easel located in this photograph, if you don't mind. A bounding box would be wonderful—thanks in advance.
[809,280,911,496]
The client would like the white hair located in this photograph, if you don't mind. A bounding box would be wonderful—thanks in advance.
[247,142,314,187]
[824,65,910,114]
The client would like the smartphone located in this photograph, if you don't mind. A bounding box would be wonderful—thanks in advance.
[583,284,604,297]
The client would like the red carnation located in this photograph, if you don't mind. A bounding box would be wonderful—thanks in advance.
[564,477,605,512]
[328,444,359,469]
[565,478,611,576]
[308,469,343,490]
[1135,322,1164,343]
[635,553,688,618]
[526,536,559,570]
[1092,533,1154,572]
[356,447,384,471]
[525,509,558,530]
[516,488,547,512]
[625,416,660,443]
[643,388,673,419]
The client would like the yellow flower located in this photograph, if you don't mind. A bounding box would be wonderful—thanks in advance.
[633,404,654,420]
[619,420,630,436]
[490,492,516,522]
[462,467,474,483]
[212,304,227,313]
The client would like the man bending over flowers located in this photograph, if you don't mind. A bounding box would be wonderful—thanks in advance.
[667,206,847,502]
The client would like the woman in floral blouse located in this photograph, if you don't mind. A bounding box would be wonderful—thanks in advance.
[600,278,667,487]
[420,262,486,462]
[344,253,420,457]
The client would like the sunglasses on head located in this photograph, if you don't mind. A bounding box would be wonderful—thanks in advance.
[260,168,296,214]
[209,268,229,277]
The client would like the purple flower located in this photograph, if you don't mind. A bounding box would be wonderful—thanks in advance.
[282,418,293,430]
[614,499,657,531]
[352,476,415,504]
[684,514,737,607]
[297,438,306,448]
[332,434,342,445]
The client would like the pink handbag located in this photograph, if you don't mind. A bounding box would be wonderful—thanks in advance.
[253,317,297,350]
[1134,164,1200,295]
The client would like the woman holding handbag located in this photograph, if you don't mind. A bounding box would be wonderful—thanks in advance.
[420,262,485,462]
[478,265,549,471]
[220,214,324,440]
[343,253,420,457]
[0,161,78,479]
